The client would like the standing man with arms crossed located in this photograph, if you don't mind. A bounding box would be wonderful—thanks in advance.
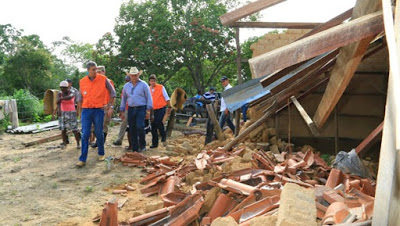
[120,67,153,152]
[219,76,235,133]
[76,61,116,167]
[148,74,170,148]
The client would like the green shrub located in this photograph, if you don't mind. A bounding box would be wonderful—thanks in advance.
[0,114,10,134]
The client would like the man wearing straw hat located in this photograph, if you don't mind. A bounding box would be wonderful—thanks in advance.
[120,67,153,152]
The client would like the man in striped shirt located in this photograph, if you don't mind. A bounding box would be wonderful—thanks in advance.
[202,87,216,101]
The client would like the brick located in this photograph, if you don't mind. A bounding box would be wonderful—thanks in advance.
[277,183,317,226]
[249,215,278,226]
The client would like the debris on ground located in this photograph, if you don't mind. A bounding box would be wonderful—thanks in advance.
[94,126,377,226]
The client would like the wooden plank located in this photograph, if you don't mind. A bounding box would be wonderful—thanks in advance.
[235,27,242,137]
[229,22,321,29]
[10,99,19,129]
[166,109,176,137]
[373,0,400,224]
[290,96,319,136]
[313,0,382,129]
[220,0,286,26]
[259,8,352,88]
[300,8,353,39]
[206,104,225,141]
[249,11,384,78]
[23,131,73,147]
[355,121,383,155]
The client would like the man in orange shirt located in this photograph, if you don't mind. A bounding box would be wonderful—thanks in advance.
[76,61,116,167]
[91,66,115,148]
[148,74,170,148]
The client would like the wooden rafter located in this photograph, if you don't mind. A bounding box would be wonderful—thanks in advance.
[229,22,321,29]
[313,0,382,129]
[249,10,384,79]
[220,0,286,26]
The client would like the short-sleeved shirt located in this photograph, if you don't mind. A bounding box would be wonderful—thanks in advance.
[203,91,216,101]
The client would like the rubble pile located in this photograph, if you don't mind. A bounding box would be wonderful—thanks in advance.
[110,139,376,226]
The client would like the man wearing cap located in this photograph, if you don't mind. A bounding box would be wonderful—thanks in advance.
[113,75,132,148]
[148,74,170,148]
[120,67,153,152]
[219,76,235,133]
[76,61,116,167]
[202,87,216,101]
[54,81,81,149]
[91,66,115,148]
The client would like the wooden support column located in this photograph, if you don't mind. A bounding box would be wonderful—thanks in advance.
[313,0,382,129]
[290,96,319,136]
[249,10,384,78]
[166,109,175,137]
[373,0,400,223]
[235,27,242,137]
[220,0,286,26]
[10,99,19,129]
[206,104,225,141]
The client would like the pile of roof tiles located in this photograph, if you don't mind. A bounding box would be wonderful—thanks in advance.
[113,145,375,225]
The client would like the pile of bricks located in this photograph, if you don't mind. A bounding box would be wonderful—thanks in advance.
[100,144,375,225]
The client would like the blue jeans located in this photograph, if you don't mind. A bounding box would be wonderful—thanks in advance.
[80,108,105,162]
[151,107,166,146]
[219,111,235,133]
[128,106,147,151]
[241,103,249,122]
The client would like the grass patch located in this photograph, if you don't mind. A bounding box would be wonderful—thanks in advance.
[84,185,94,193]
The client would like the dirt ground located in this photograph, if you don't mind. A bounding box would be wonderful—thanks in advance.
[0,123,185,225]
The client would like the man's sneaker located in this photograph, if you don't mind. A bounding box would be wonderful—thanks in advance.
[76,161,85,167]
[76,144,81,150]
[139,147,146,152]
[162,141,167,146]
[98,155,106,161]
[91,142,98,148]
[150,145,158,149]
[113,141,122,146]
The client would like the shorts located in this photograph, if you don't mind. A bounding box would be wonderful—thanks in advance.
[59,111,78,131]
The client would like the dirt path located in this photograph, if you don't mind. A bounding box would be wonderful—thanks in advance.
[0,125,183,225]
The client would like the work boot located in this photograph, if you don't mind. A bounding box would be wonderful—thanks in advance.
[98,155,106,161]
[76,161,85,167]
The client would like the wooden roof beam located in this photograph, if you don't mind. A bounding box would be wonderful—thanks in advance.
[249,10,384,79]
[313,0,382,129]
[220,0,286,26]
[229,22,321,29]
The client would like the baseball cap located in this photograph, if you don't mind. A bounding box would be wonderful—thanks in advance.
[59,81,69,88]
[220,76,228,81]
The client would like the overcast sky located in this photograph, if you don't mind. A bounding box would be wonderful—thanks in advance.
[0,0,356,46]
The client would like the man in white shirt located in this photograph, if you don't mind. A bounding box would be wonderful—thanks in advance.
[219,76,235,133]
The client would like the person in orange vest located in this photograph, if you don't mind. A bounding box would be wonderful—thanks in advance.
[91,65,115,148]
[148,74,170,148]
[76,61,116,167]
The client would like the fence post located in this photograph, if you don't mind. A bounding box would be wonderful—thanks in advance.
[10,99,19,129]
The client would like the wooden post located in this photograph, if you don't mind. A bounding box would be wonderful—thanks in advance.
[10,99,19,129]
[166,109,176,137]
[206,104,225,141]
[334,106,339,154]
[235,27,242,137]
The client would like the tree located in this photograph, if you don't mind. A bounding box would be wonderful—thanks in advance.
[115,0,237,94]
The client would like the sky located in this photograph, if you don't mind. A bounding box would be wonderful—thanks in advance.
[0,0,356,46]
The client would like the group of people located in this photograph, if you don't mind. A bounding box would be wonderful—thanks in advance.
[55,61,238,167]
[55,61,171,167]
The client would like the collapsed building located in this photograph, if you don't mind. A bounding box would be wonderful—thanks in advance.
[97,0,400,225]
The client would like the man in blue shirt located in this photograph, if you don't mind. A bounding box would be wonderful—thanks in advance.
[119,67,153,152]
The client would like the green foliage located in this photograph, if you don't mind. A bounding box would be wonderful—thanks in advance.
[0,114,10,134]
[115,0,236,93]
[84,185,94,193]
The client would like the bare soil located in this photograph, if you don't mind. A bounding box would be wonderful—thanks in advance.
[0,124,184,225]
